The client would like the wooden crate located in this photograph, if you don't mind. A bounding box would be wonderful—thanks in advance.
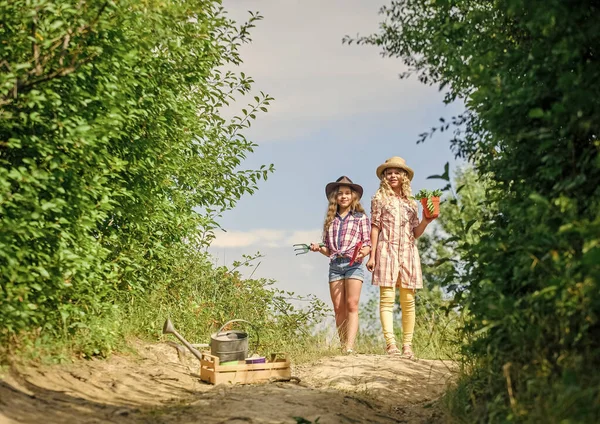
[199,352,291,385]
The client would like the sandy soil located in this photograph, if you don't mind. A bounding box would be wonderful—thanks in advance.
[0,341,455,424]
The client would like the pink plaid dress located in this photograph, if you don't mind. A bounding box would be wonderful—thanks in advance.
[370,196,423,289]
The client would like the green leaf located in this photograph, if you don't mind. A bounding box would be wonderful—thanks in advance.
[528,108,545,118]
[465,219,477,233]
[427,162,450,181]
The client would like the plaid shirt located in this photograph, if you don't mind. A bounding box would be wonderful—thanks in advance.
[323,211,371,262]
[370,196,423,289]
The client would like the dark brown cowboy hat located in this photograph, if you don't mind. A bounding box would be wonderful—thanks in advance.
[325,176,364,199]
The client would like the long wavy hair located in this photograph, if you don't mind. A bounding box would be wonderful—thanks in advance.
[373,169,416,207]
[322,186,366,239]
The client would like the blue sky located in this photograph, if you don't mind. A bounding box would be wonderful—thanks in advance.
[209,0,462,306]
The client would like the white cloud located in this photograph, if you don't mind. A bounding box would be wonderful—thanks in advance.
[220,0,446,142]
[211,228,286,248]
[211,230,259,248]
[211,228,322,249]
[285,229,323,246]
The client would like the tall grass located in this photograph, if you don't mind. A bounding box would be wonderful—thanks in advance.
[2,250,328,366]
[357,284,460,359]
[121,250,328,361]
[2,247,458,369]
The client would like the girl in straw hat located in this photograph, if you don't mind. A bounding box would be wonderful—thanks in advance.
[309,176,372,353]
[366,157,436,359]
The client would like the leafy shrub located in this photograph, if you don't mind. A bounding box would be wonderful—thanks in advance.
[1,1,274,357]
[350,1,600,421]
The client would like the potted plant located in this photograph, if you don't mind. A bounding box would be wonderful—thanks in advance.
[413,189,442,219]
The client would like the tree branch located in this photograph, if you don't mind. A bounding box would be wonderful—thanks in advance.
[31,10,43,76]
[1,1,110,108]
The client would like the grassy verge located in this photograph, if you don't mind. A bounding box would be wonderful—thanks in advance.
[358,284,461,360]
[1,252,459,375]
[1,251,328,367]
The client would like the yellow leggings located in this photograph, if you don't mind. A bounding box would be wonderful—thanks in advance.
[380,286,415,347]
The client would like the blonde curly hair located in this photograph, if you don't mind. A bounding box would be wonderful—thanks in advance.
[373,169,416,207]
[322,187,366,239]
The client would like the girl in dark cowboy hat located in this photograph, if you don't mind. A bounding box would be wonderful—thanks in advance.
[309,176,372,353]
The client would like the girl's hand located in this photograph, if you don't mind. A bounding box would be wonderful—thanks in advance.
[367,257,376,272]
[356,246,370,261]
[423,216,435,224]
[309,243,321,252]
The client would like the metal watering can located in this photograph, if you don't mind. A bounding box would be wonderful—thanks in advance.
[162,318,257,363]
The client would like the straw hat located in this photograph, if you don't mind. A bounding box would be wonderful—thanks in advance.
[376,156,414,181]
[325,176,364,199]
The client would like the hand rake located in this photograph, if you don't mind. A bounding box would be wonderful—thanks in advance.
[293,243,324,255]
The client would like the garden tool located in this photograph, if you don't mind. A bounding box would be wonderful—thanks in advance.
[162,318,203,362]
[293,242,324,255]
[163,318,259,363]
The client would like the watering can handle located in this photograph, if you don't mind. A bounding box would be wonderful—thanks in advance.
[216,319,260,356]
[217,319,255,334]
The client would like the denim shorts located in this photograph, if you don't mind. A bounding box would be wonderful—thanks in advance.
[328,257,365,283]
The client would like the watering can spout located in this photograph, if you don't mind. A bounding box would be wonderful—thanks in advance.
[162,318,203,362]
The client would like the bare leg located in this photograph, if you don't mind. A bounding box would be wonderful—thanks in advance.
[343,278,363,351]
[329,279,348,346]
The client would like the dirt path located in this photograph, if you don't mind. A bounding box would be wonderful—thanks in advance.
[0,341,455,423]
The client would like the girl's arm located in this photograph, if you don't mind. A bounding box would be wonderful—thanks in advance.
[367,197,381,272]
[310,243,330,257]
[366,225,379,272]
[356,215,372,261]
[358,244,371,260]
[413,216,435,238]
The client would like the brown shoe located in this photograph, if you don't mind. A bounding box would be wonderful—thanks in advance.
[401,344,415,360]
[386,344,401,355]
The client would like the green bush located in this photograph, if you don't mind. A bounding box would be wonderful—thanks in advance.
[350,0,600,421]
[0,1,275,358]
